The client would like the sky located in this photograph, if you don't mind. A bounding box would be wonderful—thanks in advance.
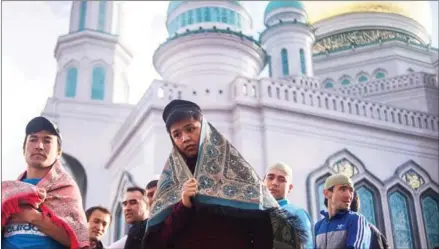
[2,1,438,180]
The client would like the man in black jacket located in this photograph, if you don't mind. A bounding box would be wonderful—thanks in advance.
[123,180,158,249]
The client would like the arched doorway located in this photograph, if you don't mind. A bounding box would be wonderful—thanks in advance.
[60,153,87,206]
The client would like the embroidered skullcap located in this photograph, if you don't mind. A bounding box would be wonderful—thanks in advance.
[162,99,202,131]
[324,174,353,190]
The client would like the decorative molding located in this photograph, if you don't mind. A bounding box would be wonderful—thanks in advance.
[394,160,439,193]
[59,59,80,73]
[313,29,424,55]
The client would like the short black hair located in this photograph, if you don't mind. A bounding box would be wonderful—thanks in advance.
[85,206,112,222]
[166,110,202,132]
[127,186,146,196]
[146,180,158,190]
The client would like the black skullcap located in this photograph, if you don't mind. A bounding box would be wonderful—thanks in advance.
[162,100,202,131]
[25,116,62,143]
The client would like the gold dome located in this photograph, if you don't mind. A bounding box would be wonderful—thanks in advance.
[303,1,432,34]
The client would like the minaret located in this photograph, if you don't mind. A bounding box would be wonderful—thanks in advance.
[260,1,315,78]
[153,1,265,87]
[53,1,132,103]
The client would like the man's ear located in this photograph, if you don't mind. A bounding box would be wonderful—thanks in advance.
[288,183,293,193]
[57,149,63,158]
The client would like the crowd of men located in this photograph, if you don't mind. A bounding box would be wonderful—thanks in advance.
[1,99,398,249]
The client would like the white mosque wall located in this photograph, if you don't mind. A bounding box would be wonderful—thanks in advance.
[41,97,133,207]
[105,76,439,203]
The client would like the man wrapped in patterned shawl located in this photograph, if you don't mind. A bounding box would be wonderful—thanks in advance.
[142,100,309,249]
[2,116,89,249]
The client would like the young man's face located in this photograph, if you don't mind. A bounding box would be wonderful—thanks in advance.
[145,186,157,209]
[24,131,60,168]
[122,190,147,224]
[169,118,202,158]
[264,168,293,200]
[88,210,111,242]
[325,184,354,212]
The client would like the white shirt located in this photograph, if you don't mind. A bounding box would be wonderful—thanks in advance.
[107,235,127,249]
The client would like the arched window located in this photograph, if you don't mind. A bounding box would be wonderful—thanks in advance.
[97,1,106,32]
[354,179,385,232]
[65,67,78,98]
[341,78,351,85]
[357,186,377,225]
[79,1,87,31]
[315,174,331,216]
[281,48,289,76]
[299,49,306,75]
[323,79,334,88]
[375,71,387,79]
[421,191,439,249]
[91,66,105,100]
[358,75,368,83]
[388,190,415,249]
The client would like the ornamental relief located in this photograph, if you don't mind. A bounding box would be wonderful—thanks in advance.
[313,29,423,54]
[332,158,358,178]
[401,170,425,190]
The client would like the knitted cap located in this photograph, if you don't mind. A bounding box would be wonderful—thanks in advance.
[324,174,353,190]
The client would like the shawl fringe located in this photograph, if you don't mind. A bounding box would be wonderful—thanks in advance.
[268,207,310,249]
[1,193,41,227]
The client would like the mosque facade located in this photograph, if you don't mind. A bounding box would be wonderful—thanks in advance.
[40,1,439,248]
